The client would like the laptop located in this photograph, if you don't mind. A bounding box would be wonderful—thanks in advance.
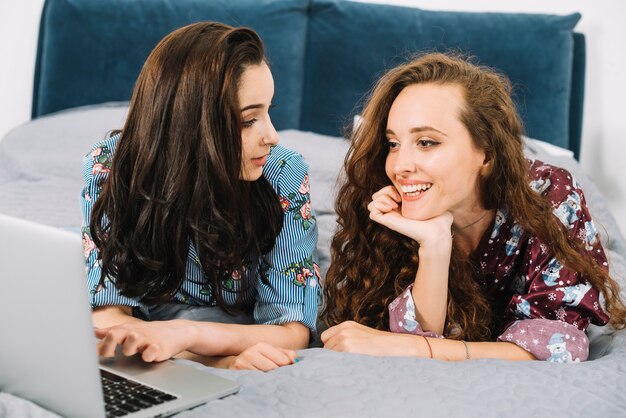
[0,213,239,418]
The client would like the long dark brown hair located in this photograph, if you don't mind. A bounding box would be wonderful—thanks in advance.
[322,52,626,340]
[90,22,283,310]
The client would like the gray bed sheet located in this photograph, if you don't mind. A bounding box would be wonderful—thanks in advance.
[1,104,625,417]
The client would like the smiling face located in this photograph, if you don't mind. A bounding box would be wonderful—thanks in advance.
[384,83,489,222]
[238,63,279,181]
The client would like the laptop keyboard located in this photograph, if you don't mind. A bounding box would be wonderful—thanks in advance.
[100,369,179,417]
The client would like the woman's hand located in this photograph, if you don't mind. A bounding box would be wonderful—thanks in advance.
[95,320,198,362]
[367,186,453,249]
[227,342,298,371]
[321,321,426,357]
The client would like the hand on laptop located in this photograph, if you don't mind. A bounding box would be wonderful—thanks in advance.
[95,321,299,372]
[95,320,197,362]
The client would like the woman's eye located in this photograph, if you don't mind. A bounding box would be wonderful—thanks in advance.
[386,141,400,150]
[418,138,439,148]
[242,118,257,128]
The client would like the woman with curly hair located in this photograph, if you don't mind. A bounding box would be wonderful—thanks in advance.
[81,22,320,371]
[321,52,625,362]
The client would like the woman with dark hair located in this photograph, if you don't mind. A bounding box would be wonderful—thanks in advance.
[81,22,320,371]
[321,52,625,362]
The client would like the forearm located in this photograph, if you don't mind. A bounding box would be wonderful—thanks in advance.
[186,321,309,356]
[93,306,310,352]
[92,305,142,328]
[411,244,451,334]
[427,338,536,361]
[175,352,236,368]
[395,335,536,361]
[323,324,536,361]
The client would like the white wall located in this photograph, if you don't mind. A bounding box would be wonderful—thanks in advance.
[0,0,45,140]
[1,0,625,234]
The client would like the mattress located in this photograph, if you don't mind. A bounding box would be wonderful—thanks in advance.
[1,104,625,417]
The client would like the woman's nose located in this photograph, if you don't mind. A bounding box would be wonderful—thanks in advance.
[264,118,279,145]
[393,146,415,173]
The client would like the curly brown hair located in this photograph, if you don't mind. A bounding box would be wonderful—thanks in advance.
[322,52,626,340]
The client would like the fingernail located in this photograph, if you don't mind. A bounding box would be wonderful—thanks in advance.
[294,357,301,363]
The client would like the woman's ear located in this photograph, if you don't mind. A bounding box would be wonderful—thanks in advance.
[480,150,493,176]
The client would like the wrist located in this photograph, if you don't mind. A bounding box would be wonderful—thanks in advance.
[418,238,452,257]
[185,321,237,356]
[461,340,471,361]
[175,320,203,352]
[399,335,432,358]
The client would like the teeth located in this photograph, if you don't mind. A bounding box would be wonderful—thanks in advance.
[401,183,432,194]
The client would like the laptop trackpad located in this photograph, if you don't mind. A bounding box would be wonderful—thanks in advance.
[99,347,177,377]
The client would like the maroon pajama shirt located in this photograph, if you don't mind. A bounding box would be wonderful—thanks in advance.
[389,160,610,362]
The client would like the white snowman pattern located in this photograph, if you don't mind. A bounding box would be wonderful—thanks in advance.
[557,283,592,307]
[553,192,581,229]
[546,333,580,363]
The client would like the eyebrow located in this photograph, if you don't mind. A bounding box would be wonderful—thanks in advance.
[385,126,447,136]
[240,104,265,112]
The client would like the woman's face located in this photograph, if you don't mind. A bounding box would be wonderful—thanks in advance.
[238,62,279,181]
[384,83,489,221]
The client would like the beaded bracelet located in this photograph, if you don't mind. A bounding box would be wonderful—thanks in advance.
[422,335,433,359]
[462,340,471,360]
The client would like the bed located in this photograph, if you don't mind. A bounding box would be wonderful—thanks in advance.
[1,0,625,416]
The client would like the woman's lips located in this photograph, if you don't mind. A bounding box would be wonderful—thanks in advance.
[402,188,429,202]
[251,154,268,167]
[399,182,432,202]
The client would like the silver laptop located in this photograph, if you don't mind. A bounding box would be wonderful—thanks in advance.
[0,213,239,418]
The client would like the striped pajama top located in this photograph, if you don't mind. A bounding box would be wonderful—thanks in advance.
[80,133,320,333]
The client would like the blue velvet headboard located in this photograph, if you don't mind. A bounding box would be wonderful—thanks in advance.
[32,0,585,158]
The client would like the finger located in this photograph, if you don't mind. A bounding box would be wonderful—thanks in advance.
[279,348,299,362]
[367,202,381,218]
[323,335,341,351]
[322,336,333,350]
[121,331,144,357]
[389,186,402,202]
[369,209,405,229]
[369,194,398,209]
[368,201,397,218]
[321,321,356,343]
[368,199,396,214]
[372,186,401,202]
[232,352,279,372]
[259,346,296,366]
[97,330,125,358]
[248,343,295,365]
[141,343,164,362]
[320,325,338,343]
[94,327,110,340]
[373,194,400,209]
[369,206,390,223]
[251,354,281,372]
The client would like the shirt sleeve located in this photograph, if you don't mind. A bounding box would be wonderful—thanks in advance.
[497,164,609,362]
[498,319,588,362]
[253,151,321,335]
[80,136,148,315]
[388,285,444,339]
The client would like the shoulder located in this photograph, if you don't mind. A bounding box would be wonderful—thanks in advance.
[82,132,121,181]
[87,132,122,157]
[526,159,582,207]
[83,133,121,168]
[263,145,309,184]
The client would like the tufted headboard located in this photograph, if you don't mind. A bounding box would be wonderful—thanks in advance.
[32,0,585,158]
